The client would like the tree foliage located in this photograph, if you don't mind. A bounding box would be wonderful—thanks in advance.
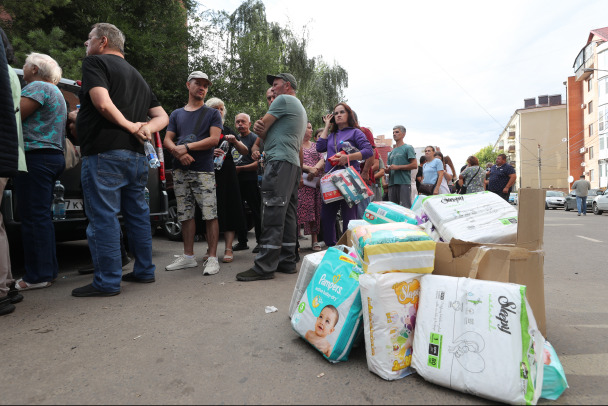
[474,144,499,167]
[1,0,348,128]
[190,0,348,129]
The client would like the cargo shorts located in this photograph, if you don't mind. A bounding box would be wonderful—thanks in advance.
[173,169,217,221]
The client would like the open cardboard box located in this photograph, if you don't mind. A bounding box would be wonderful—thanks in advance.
[337,188,547,336]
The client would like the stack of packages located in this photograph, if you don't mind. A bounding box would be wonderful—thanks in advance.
[290,191,568,404]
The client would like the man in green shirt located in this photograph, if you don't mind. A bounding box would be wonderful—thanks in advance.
[237,73,307,281]
[385,125,417,208]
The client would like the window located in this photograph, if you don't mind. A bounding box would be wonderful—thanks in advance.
[589,146,594,159]
[590,169,594,182]
[601,136,605,151]
[600,105,606,132]
[588,78,593,92]
[589,100,593,114]
[589,123,594,137]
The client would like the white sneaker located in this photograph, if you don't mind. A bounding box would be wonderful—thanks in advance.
[202,257,220,275]
[165,254,197,271]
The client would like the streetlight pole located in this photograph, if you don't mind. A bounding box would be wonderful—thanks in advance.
[538,144,542,189]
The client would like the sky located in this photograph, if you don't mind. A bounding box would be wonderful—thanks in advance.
[197,0,607,168]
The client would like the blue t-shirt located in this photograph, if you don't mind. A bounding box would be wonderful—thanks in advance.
[422,158,444,185]
[488,164,515,192]
[21,81,67,152]
[167,105,223,172]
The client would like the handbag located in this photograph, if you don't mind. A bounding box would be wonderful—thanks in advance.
[64,136,81,171]
[458,167,481,195]
[418,182,436,196]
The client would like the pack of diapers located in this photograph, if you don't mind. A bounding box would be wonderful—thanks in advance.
[359,272,424,380]
[289,250,328,319]
[540,341,568,400]
[421,192,518,244]
[364,201,418,225]
[412,275,544,405]
[291,247,364,362]
[351,222,435,274]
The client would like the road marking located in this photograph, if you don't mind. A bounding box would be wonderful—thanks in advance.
[546,224,583,226]
[576,235,603,243]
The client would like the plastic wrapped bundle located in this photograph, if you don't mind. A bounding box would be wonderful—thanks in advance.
[412,274,544,405]
[421,191,518,244]
[540,341,568,400]
[331,166,373,207]
[364,201,418,225]
[351,222,435,274]
[289,250,327,319]
[359,272,424,380]
[291,247,364,363]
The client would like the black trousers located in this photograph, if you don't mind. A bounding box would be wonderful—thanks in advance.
[237,177,262,245]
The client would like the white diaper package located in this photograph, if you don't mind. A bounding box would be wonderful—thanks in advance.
[412,275,544,405]
[421,192,518,244]
[347,219,369,231]
[289,250,328,319]
[291,247,363,363]
[359,272,423,380]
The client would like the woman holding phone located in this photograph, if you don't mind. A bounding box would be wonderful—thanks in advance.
[316,102,373,246]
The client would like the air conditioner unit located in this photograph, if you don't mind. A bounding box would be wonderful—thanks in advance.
[581,103,587,109]
[581,162,586,167]
[580,147,588,153]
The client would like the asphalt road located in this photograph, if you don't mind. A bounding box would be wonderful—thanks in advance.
[2,208,607,405]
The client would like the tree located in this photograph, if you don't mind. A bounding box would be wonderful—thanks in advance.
[1,0,195,112]
[190,0,348,130]
[474,144,499,167]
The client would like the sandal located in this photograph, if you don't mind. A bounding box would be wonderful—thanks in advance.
[15,278,52,291]
[312,242,322,252]
[223,248,233,263]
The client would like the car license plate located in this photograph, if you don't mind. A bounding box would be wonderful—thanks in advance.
[65,199,84,211]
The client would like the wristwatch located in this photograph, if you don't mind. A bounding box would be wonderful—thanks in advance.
[185,144,190,153]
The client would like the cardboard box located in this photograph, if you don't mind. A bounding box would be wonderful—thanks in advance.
[337,188,547,336]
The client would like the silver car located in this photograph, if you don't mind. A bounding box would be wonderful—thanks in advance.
[592,190,608,215]
[545,191,566,209]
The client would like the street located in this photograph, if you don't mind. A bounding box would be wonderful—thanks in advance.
[2,208,607,405]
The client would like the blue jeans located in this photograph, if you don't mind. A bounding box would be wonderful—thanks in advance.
[15,152,64,284]
[576,196,587,214]
[81,150,154,292]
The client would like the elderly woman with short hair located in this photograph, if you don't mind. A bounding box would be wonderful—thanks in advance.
[15,53,67,291]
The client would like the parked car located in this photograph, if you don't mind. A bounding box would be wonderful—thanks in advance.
[564,189,602,211]
[161,148,254,241]
[592,189,608,215]
[1,68,168,246]
[509,192,518,205]
[545,190,566,210]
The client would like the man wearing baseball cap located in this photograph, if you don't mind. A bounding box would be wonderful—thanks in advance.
[163,70,223,275]
[236,73,307,281]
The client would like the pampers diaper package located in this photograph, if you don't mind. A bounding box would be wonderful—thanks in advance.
[540,341,568,400]
[359,272,423,380]
[351,222,435,274]
[412,275,544,405]
[291,247,364,363]
[421,192,518,244]
[364,201,418,225]
[289,250,328,319]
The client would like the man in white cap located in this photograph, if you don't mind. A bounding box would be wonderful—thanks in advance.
[236,73,307,281]
[163,71,223,275]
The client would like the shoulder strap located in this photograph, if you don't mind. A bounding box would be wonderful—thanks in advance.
[466,167,481,187]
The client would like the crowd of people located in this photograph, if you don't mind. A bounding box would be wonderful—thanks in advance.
[0,22,519,316]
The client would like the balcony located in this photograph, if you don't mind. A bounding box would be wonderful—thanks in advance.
[508,131,515,140]
[574,42,596,81]
[508,145,515,153]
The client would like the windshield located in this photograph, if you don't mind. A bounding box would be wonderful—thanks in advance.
[546,191,565,197]
[589,189,600,196]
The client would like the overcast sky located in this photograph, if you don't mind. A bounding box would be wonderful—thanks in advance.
[198,0,607,168]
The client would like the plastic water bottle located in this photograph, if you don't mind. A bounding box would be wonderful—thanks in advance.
[257,152,265,185]
[340,141,359,154]
[144,141,160,168]
[213,141,230,170]
[52,180,66,220]
[144,187,150,206]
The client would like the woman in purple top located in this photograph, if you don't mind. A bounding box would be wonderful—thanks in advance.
[316,102,373,246]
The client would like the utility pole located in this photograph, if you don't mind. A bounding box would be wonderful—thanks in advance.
[537,144,542,189]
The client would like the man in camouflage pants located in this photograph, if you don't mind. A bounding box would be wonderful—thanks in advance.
[163,71,223,275]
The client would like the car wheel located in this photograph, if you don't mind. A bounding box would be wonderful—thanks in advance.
[564,204,571,211]
[163,199,183,241]
[593,203,603,215]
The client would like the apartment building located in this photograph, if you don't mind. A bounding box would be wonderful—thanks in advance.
[568,26,608,188]
[494,96,568,191]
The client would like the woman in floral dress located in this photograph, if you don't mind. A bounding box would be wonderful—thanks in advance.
[297,124,325,251]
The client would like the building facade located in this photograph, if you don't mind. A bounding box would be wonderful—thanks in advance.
[569,26,608,189]
[495,97,568,191]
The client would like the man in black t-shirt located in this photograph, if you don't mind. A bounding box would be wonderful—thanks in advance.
[233,113,262,253]
[72,23,169,298]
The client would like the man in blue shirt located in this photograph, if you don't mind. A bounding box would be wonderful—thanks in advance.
[487,154,516,201]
